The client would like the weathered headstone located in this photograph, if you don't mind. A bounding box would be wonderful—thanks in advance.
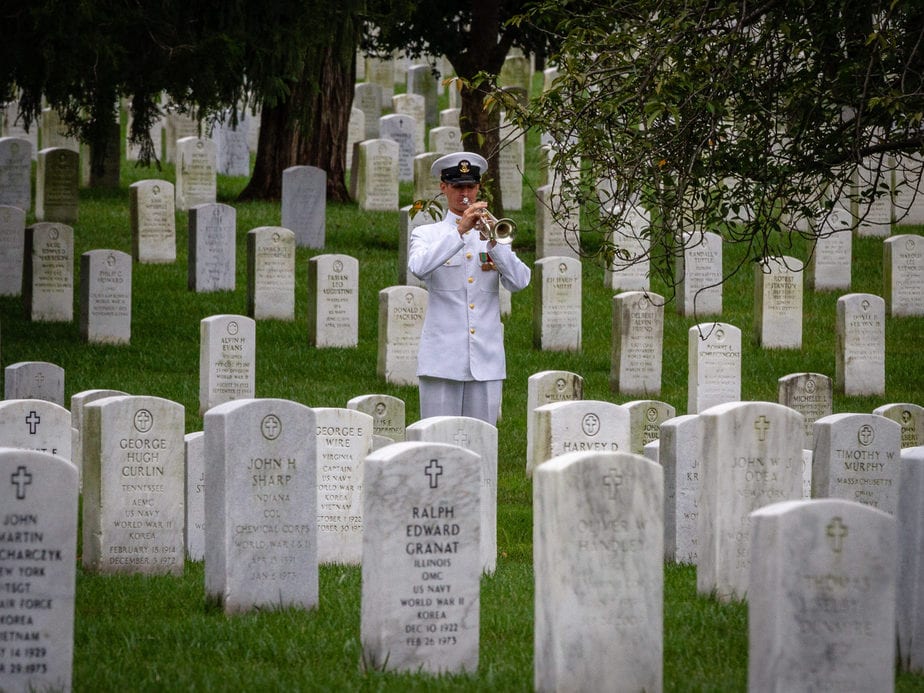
[361,441,481,674]
[393,93,426,154]
[213,115,250,176]
[346,394,406,443]
[0,448,78,693]
[852,152,893,237]
[354,139,399,211]
[0,136,32,212]
[806,205,852,291]
[898,445,924,672]
[407,415,498,574]
[247,226,295,320]
[778,373,834,450]
[125,109,164,162]
[0,205,25,296]
[428,126,463,155]
[188,203,236,292]
[379,114,417,184]
[71,389,127,485]
[659,414,702,564]
[623,399,676,455]
[80,249,132,344]
[835,293,885,396]
[884,234,924,317]
[130,179,176,264]
[365,56,395,109]
[534,450,663,693]
[439,108,460,128]
[39,109,78,152]
[526,371,584,476]
[499,49,532,105]
[812,412,902,514]
[175,137,217,211]
[754,255,803,349]
[873,402,924,448]
[604,206,650,291]
[4,361,65,405]
[314,407,373,564]
[82,395,186,575]
[184,431,205,561]
[281,165,326,249]
[675,230,723,317]
[199,314,256,416]
[749,499,897,691]
[535,185,580,260]
[533,256,582,352]
[498,124,525,211]
[610,291,664,395]
[530,400,630,476]
[406,64,439,127]
[23,222,74,322]
[308,254,359,348]
[163,111,199,164]
[346,107,365,163]
[204,398,317,613]
[353,82,383,140]
[697,401,804,601]
[377,286,428,386]
[0,399,72,462]
[35,147,78,224]
[687,323,741,414]
[412,152,442,204]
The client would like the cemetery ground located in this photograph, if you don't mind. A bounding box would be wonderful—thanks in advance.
[2,142,924,691]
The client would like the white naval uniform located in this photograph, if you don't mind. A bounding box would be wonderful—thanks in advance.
[408,210,531,422]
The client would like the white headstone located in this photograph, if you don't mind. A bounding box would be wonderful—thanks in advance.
[175,136,217,211]
[498,116,525,211]
[852,152,893,237]
[247,226,295,320]
[35,148,78,223]
[412,152,442,204]
[778,373,834,450]
[0,399,72,462]
[346,107,365,161]
[884,234,924,317]
[199,314,256,416]
[23,222,74,323]
[346,394,406,443]
[163,111,199,164]
[80,249,132,344]
[354,139,399,211]
[675,231,723,317]
[526,371,584,476]
[604,206,650,291]
[873,402,924,448]
[659,414,702,563]
[365,57,395,109]
[392,93,426,154]
[530,400,631,477]
[188,203,236,292]
[361,441,481,674]
[184,431,205,561]
[130,179,176,264]
[0,205,26,295]
[0,136,33,212]
[623,399,676,455]
[71,389,127,486]
[353,82,383,139]
[806,206,852,290]
[308,254,359,348]
[428,126,463,155]
[39,110,78,152]
[406,64,439,127]
[610,291,664,395]
[835,293,885,396]
[4,361,65,405]
[213,115,251,176]
[754,255,803,349]
[281,165,326,249]
[687,323,741,414]
[535,184,580,260]
[377,286,428,386]
[533,256,582,352]
[898,445,924,672]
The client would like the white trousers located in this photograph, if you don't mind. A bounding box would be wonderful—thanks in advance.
[418,376,502,426]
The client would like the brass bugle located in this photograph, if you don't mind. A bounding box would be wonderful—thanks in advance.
[462,197,516,245]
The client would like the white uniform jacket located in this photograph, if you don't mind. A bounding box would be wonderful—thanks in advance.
[408,211,531,381]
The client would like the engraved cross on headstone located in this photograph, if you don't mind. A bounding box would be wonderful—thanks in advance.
[425,459,443,489]
[826,516,848,554]
[754,415,771,442]
[11,465,33,500]
[453,429,470,447]
[603,469,623,500]
[25,410,41,435]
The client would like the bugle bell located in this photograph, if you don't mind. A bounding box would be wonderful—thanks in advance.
[462,197,516,245]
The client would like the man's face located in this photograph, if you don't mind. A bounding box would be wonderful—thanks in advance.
[441,181,479,214]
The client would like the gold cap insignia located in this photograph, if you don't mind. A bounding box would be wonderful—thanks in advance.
[458,160,470,173]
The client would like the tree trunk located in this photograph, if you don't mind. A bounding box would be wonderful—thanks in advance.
[459,82,505,215]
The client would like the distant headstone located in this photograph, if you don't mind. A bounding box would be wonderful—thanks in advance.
[407,415,499,574]
[498,130,525,211]
[354,139,399,211]
[361,441,481,674]
[749,499,896,691]
[163,111,198,164]
[413,152,442,203]
[659,414,701,563]
[82,395,186,575]
[530,400,630,476]
[40,108,78,151]
[175,137,217,211]
[392,93,426,154]
[852,153,893,237]
[213,115,250,176]
[526,370,584,476]
[347,394,406,443]
[1,103,39,156]
[439,108,460,128]
[687,323,741,414]
[130,179,176,264]
[0,449,78,693]
[71,389,127,486]
[4,361,65,405]
[777,373,833,450]
[499,49,532,105]
[0,399,72,461]
[873,402,924,448]
[754,256,803,348]
[80,249,132,344]
[346,107,365,161]
[125,109,164,162]
[378,114,417,183]
[406,64,439,127]
[184,431,205,561]
[812,412,901,514]
[535,185,580,259]
[604,206,650,291]
[534,450,663,693]
[365,57,395,109]
[204,398,317,613]
[610,291,664,395]
[675,231,722,317]
[353,82,383,139]
[199,314,256,416]
[884,234,924,317]
[623,399,676,455]
[533,256,582,352]
[428,126,462,155]
[246,226,296,320]
[23,222,74,323]
[0,204,26,295]
[0,136,32,211]
[308,254,359,348]
[35,147,78,223]
[697,401,804,601]
[377,286,428,386]
[898,445,924,672]
[835,293,885,396]
[806,206,852,290]
[281,165,326,249]
[188,202,236,292]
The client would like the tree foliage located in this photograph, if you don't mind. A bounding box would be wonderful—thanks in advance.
[497,0,924,292]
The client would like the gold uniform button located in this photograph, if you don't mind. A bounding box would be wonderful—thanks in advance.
[470,328,476,334]
[469,303,475,309]
[467,277,474,283]
[466,252,473,259]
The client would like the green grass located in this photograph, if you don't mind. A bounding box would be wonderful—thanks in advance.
[3,132,924,691]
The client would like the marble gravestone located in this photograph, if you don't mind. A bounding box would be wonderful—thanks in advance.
[0,449,78,693]
[852,152,893,237]
[353,82,383,140]
[428,126,463,156]
[23,223,74,323]
[604,206,650,292]
[188,203,236,292]
[314,407,373,565]
[81,395,186,575]
[610,291,664,396]
[533,256,582,352]
[379,114,418,182]
[204,398,317,614]
[835,293,885,396]
[213,115,250,177]
[0,136,33,213]
[498,126,525,211]
[80,249,132,344]
[697,401,804,601]
[526,370,584,477]
[407,415,498,574]
[174,136,217,212]
[812,413,901,515]
[898,445,924,673]
[622,399,676,456]
[4,361,65,405]
[308,254,359,348]
[130,180,176,264]
[361,441,481,674]
[199,314,256,416]
[345,108,365,167]
[0,205,26,296]
[529,400,631,477]
[377,286,427,387]
[754,256,803,349]
[346,394,406,443]
[778,373,834,450]
[659,414,702,564]
[35,147,78,224]
[0,399,72,463]
[806,205,852,291]
[393,93,426,154]
[687,323,741,414]
[534,185,580,260]
[873,402,924,448]
[70,389,127,485]
[534,451,663,693]
[749,499,896,691]
[364,57,394,108]
[412,153,442,205]
[406,64,439,127]
[184,431,205,561]
[163,111,199,164]
[398,204,430,288]
[675,230,722,317]
[281,165,326,249]
[247,226,296,321]
[883,234,924,317]
[354,139,399,212]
